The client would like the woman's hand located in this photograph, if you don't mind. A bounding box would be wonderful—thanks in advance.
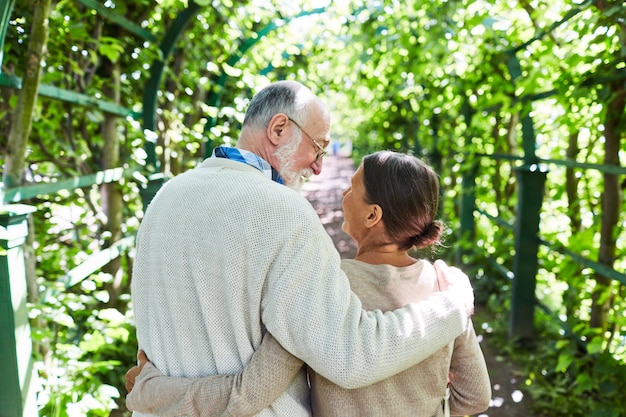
[125,350,150,393]
[434,259,474,317]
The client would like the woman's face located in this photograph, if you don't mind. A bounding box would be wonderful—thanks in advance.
[341,165,370,243]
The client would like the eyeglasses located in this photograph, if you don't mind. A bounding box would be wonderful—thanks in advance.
[287,117,328,162]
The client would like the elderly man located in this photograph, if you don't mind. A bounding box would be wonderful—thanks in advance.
[131,80,473,416]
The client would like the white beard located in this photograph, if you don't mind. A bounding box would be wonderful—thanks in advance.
[283,168,313,191]
[274,133,313,191]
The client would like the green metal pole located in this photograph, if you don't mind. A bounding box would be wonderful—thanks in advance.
[458,162,478,265]
[505,52,549,342]
[0,204,38,417]
[143,3,201,162]
[140,3,200,210]
[509,165,547,342]
[457,95,477,266]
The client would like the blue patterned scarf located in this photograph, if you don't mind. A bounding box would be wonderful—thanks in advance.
[212,146,284,185]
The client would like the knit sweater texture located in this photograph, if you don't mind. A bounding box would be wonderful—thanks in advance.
[131,156,467,416]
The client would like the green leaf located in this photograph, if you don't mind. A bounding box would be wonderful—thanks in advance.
[555,340,569,349]
[556,351,573,372]
[51,310,75,328]
[575,372,593,392]
[222,63,242,77]
[79,330,106,353]
[586,336,604,355]
[599,380,616,395]
[97,37,125,63]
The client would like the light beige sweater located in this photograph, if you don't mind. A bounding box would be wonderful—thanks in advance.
[130,156,468,417]
[309,259,491,417]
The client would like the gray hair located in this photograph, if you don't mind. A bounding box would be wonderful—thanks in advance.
[243,82,312,128]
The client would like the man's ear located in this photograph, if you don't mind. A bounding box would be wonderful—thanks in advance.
[364,204,383,228]
[267,113,290,146]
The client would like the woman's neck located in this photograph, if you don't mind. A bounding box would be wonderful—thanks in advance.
[355,246,416,267]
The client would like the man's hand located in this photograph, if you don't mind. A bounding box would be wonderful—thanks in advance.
[434,259,474,317]
[125,350,149,393]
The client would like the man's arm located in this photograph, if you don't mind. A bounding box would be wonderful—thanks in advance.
[125,333,303,417]
[261,200,474,390]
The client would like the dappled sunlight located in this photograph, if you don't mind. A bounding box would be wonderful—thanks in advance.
[475,383,528,417]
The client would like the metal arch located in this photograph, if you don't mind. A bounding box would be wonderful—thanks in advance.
[77,0,157,42]
[143,2,202,171]
[72,0,194,170]
[141,5,339,165]
[0,0,15,73]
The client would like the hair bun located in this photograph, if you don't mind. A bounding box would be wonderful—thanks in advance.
[411,221,444,249]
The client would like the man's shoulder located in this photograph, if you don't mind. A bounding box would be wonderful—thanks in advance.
[182,158,316,215]
[199,156,261,173]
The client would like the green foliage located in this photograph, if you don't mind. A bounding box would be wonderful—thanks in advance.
[522,319,626,416]
[30,276,138,416]
[3,0,626,415]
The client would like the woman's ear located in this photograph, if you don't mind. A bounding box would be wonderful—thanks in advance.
[267,113,289,146]
[364,204,383,228]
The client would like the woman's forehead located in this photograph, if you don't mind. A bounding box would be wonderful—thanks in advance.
[351,165,364,183]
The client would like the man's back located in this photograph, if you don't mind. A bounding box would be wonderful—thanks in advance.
[132,157,320,416]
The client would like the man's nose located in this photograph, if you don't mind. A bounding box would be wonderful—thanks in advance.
[312,158,323,175]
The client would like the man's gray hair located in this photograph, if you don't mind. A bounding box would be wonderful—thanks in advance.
[243,82,312,128]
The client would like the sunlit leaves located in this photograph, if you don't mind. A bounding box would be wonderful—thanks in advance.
[556,350,573,372]
[97,36,126,63]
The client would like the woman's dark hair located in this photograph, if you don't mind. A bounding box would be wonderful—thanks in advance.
[362,151,444,250]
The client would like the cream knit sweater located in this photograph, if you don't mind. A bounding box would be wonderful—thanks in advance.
[131,157,468,417]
